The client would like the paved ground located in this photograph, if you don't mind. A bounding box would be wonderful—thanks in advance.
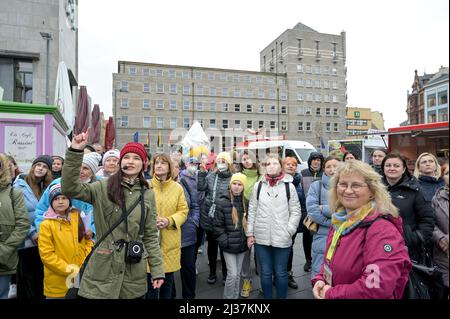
[173,234,314,299]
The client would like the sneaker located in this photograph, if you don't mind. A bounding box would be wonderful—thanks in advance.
[207,274,217,284]
[287,271,298,289]
[198,247,203,255]
[303,260,312,272]
[8,284,17,299]
[240,279,252,298]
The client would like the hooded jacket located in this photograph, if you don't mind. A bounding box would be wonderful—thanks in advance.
[246,174,301,248]
[150,176,188,273]
[198,169,232,232]
[38,207,93,298]
[179,169,204,248]
[292,173,307,227]
[418,175,445,202]
[306,174,332,278]
[0,155,29,275]
[312,211,412,299]
[213,194,249,254]
[300,152,324,200]
[61,149,164,299]
[383,174,435,261]
[431,187,449,286]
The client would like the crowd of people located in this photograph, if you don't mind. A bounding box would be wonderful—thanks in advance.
[0,133,448,300]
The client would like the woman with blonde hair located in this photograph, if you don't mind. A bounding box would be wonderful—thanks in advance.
[312,160,411,299]
[146,153,188,299]
[414,152,444,202]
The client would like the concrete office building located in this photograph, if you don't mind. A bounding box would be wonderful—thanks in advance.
[113,22,347,152]
[0,0,78,104]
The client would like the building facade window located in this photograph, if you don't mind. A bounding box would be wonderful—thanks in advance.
[306,122,311,131]
[298,122,303,131]
[281,121,287,131]
[196,101,203,111]
[143,117,150,128]
[143,99,150,108]
[235,120,241,128]
[259,105,264,113]
[183,85,190,95]
[156,100,164,109]
[281,106,287,114]
[170,84,177,94]
[183,100,190,110]
[183,118,190,129]
[121,81,128,92]
[121,116,128,127]
[209,119,216,128]
[156,69,163,77]
[210,102,216,112]
[157,83,164,93]
[235,104,240,112]
[196,86,204,95]
[270,121,276,129]
[170,118,177,129]
[170,100,177,110]
[247,104,253,112]
[121,98,129,108]
[247,120,252,129]
[157,117,164,129]
[334,123,339,131]
[222,120,228,129]
[210,87,216,96]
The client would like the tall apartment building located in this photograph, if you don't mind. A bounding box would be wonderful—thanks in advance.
[113,22,347,152]
[0,0,78,105]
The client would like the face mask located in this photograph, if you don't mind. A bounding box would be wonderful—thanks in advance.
[187,166,198,174]
[217,163,228,172]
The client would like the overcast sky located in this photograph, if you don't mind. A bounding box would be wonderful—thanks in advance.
[78,0,449,129]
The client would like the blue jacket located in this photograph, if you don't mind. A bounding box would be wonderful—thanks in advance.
[306,174,332,278]
[13,175,39,248]
[34,178,96,235]
[418,175,445,202]
[291,173,307,232]
[179,170,204,248]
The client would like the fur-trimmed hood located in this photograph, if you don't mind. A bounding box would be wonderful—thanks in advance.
[0,153,12,188]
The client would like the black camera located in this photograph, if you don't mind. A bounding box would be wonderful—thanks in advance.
[125,241,144,264]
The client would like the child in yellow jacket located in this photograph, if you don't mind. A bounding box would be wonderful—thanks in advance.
[38,183,93,298]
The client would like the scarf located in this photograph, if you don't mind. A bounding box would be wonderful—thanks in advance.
[265,172,285,187]
[331,201,376,235]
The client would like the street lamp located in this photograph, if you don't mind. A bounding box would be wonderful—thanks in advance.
[114,88,126,148]
[40,32,53,105]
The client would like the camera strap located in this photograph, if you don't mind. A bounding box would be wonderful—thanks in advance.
[138,186,146,236]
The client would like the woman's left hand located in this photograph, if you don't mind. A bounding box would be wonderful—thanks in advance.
[319,284,332,299]
[152,279,164,289]
[156,217,169,229]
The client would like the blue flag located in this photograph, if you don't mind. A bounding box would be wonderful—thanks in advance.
[133,131,139,142]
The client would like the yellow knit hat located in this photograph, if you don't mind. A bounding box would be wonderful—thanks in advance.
[230,173,247,188]
[216,152,232,165]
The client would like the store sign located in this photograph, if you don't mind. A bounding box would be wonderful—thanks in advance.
[4,126,37,172]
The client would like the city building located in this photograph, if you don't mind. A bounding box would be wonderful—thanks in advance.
[423,66,448,123]
[113,22,347,152]
[406,67,448,125]
[0,0,78,105]
[346,107,385,137]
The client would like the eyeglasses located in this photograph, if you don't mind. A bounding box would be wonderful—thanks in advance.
[337,182,369,192]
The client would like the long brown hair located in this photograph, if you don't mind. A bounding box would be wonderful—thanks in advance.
[25,164,52,200]
[107,169,149,208]
[230,190,247,230]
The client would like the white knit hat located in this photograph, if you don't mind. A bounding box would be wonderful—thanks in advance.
[102,149,120,166]
[82,152,101,174]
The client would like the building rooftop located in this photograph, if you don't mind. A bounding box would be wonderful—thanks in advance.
[292,22,318,32]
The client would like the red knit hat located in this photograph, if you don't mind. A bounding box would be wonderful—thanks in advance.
[120,142,147,164]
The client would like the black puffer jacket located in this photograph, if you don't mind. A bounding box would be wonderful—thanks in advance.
[213,194,249,254]
[383,173,435,261]
[198,170,232,232]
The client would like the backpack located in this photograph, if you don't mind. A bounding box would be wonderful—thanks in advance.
[256,181,290,202]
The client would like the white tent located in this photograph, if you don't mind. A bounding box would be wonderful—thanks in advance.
[54,61,74,134]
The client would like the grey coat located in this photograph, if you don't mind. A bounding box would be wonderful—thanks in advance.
[431,187,449,287]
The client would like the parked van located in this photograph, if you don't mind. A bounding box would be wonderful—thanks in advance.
[235,140,317,172]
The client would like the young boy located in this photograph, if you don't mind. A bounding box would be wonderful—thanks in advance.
[38,184,93,298]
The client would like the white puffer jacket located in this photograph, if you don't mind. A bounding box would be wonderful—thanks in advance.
[246,174,301,248]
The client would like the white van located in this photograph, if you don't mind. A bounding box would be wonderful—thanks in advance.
[235,140,317,172]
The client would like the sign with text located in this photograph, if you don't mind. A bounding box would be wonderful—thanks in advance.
[4,125,37,172]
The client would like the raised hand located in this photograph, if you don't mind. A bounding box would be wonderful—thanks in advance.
[71,128,90,150]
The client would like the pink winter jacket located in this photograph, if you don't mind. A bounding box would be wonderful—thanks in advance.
[312,211,412,299]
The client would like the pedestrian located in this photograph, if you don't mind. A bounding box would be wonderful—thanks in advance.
[342,151,358,161]
[247,154,301,299]
[178,156,204,299]
[214,173,249,299]
[239,152,261,297]
[13,154,53,299]
[381,153,435,263]
[146,153,188,299]
[431,163,449,297]
[300,151,324,272]
[198,152,232,285]
[61,132,165,299]
[95,149,120,179]
[371,149,387,175]
[51,155,64,180]
[306,156,340,278]
[283,156,307,289]
[0,154,29,299]
[38,183,93,298]
[414,152,445,202]
[312,160,412,299]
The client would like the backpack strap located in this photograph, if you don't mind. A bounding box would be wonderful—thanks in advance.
[256,181,263,201]
[285,182,290,202]
[10,185,15,212]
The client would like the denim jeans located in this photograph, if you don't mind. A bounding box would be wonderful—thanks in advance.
[0,275,12,299]
[146,272,175,299]
[255,244,290,299]
[223,251,246,299]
